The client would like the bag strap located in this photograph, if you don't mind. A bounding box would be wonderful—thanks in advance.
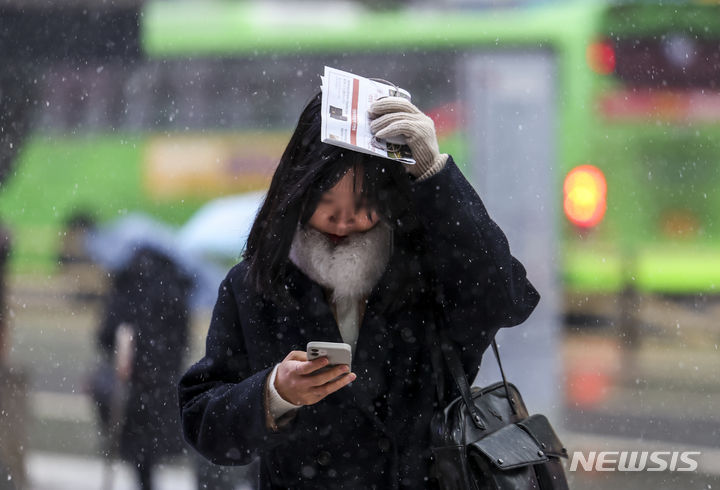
[429,302,486,430]
[490,339,517,415]
[426,276,517,422]
[427,322,445,405]
[420,225,516,424]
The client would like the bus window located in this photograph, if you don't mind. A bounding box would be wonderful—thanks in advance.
[604,4,720,89]
[614,36,720,89]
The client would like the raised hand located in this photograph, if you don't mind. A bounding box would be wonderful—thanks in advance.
[369,96,448,180]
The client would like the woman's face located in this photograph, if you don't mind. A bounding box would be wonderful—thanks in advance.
[308,168,379,245]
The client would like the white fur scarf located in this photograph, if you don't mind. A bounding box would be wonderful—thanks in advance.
[288,222,393,303]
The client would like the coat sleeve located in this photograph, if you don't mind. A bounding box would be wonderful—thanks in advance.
[409,157,540,346]
[178,272,289,465]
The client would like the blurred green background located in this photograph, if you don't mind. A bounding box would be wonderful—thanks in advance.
[1,1,719,489]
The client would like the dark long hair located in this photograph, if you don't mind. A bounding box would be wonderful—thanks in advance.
[242,92,420,307]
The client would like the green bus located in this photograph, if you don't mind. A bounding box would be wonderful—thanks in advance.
[3,1,720,313]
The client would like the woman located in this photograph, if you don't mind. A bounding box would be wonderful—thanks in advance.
[178,92,540,489]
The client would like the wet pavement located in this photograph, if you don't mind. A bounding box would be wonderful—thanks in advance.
[27,452,195,490]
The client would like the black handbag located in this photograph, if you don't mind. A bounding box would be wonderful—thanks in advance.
[427,306,570,490]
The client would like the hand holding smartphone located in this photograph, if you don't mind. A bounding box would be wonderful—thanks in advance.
[273,343,355,406]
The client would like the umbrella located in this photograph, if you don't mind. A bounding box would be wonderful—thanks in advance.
[176,191,265,261]
[85,213,226,308]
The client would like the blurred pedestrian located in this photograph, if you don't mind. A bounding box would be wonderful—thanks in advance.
[179,91,539,488]
[57,211,103,303]
[58,211,96,266]
[94,246,193,490]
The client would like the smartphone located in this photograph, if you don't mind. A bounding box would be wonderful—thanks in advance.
[306,341,352,375]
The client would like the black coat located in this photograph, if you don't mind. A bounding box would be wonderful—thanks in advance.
[178,159,540,489]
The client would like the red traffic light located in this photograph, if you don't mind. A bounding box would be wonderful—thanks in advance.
[564,165,607,228]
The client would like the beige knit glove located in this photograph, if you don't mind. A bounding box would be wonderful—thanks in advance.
[369,97,449,181]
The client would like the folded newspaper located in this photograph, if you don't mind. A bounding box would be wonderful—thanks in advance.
[320,66,415,165]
